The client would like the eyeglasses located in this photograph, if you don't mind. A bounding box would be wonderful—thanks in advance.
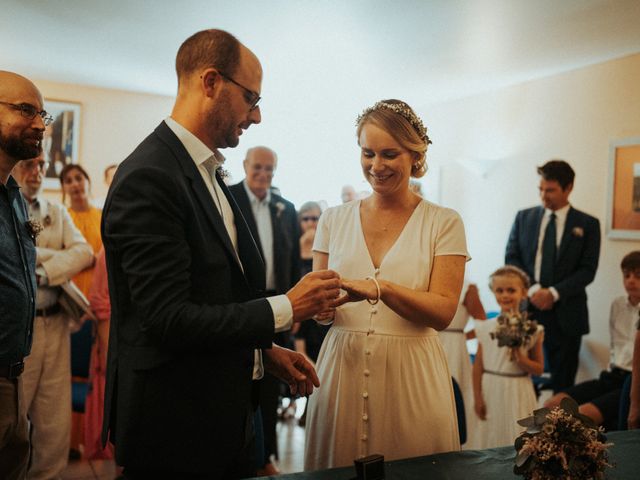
[18,158,48,172]
[301,216,319,222]
[218,72,261,111]
[0,101,54,126]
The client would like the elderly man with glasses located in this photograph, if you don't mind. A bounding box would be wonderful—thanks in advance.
[0,71,50,480]
[11,148,93,479]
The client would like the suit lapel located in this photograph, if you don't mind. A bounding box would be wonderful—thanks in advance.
[557,207,577,261]
[233,184,264,260]
[269,200,284,290]
[154,123,241,273]
[216,174,266,292]
[531,206,545,265]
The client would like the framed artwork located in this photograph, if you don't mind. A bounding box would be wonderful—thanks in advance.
[606,137,640,240]
[42,99,81,190]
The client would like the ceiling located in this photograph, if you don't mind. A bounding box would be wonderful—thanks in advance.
[3,0,640,205]
[4,0,640,105]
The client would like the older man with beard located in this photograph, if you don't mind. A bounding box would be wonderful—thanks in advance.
[0,71,46,480]
[9,106,93,478]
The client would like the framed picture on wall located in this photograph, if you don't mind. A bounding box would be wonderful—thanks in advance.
[42,99,81,190]
[606,137,640,240]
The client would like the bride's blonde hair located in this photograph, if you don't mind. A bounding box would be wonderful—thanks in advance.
[356,99,431,178]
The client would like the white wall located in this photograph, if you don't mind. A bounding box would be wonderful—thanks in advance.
[35,80,174,203]
[426,53,640,379]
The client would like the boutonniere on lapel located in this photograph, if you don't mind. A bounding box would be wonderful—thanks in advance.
[43,214,52,227]
[274,201,285,219]
[571,227,584,238]
[25,218,43,243]
[216,166,230,183]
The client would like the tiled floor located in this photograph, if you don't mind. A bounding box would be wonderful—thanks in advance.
[61,401,308,479]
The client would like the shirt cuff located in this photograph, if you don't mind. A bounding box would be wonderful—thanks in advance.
[36,266,49,286]
[252,349,263,380]
[527,283,541,297]
[267,294,293,332]
[549,287,560,302]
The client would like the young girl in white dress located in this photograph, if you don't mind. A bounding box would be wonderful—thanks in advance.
[471,266,544,449]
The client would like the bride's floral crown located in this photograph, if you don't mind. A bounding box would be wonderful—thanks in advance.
[356,101,432,145]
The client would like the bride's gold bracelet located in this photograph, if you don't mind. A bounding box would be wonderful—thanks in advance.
[365,276,381,305]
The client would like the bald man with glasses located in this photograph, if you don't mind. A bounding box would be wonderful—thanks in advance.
[101,29,345,479]
[0,71,46,480]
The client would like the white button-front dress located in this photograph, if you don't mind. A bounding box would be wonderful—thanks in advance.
[304,199,469,470]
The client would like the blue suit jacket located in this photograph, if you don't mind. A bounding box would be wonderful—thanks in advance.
[505,205,600,336]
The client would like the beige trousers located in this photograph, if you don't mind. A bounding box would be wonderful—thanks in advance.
[22,314,71,480]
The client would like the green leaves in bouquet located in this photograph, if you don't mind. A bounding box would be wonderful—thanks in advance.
[517,407,549,433]
[512,397,613,479]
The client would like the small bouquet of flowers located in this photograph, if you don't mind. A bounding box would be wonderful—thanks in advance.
[513,398,613,480]
[25,218,43,243]
[490,310,538,348]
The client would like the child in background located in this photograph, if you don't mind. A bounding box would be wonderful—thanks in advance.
[470,266,544,449]
[546,251,639,430]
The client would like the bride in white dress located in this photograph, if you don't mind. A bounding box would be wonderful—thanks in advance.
[304,100,469,470]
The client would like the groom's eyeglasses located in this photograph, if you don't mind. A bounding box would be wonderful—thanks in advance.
[218,72,261,111]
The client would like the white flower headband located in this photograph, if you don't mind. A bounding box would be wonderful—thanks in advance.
[356,101,432,145]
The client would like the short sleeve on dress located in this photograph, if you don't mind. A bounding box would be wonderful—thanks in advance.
[433,207,471,261]
[312,206,334,254]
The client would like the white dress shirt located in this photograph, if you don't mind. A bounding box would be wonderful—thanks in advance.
[529,203,571,301]
[608,296,639,371]
[165,118,293,379]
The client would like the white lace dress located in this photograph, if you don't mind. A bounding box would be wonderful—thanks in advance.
[469,319,543,449]
[304,199,469,470]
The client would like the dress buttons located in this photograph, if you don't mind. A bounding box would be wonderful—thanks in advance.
[362,435,368,441]
[364,369,370,376]
[365,349,371,355]
[362,392,369,398]
[362,414,368,421]
[368,329,375,334]
[371,308,377,314]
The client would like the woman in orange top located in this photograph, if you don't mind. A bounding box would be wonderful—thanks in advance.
[60,164,102,296]
[60,164,105,459]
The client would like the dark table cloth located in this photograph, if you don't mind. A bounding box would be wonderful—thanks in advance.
[249,429,639,479]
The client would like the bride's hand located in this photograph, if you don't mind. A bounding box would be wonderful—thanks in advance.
[340,278,379,303]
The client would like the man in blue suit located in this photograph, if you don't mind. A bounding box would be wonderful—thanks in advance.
[506,160,600,393]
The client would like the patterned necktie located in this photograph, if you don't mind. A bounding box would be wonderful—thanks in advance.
[539,212,556,287]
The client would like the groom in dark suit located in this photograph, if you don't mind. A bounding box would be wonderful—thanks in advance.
[505,160,600,393]
[101,29,342,479]
[229,146,300,474]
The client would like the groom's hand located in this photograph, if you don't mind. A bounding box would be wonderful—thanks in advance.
[286,270,343,322]
[263,344,320,396]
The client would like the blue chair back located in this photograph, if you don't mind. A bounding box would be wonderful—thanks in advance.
[70,319,95,412]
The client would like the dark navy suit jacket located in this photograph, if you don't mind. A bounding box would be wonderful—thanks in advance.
[505,205,600,336]
[101,122,274,473]
[228,181,301,295]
